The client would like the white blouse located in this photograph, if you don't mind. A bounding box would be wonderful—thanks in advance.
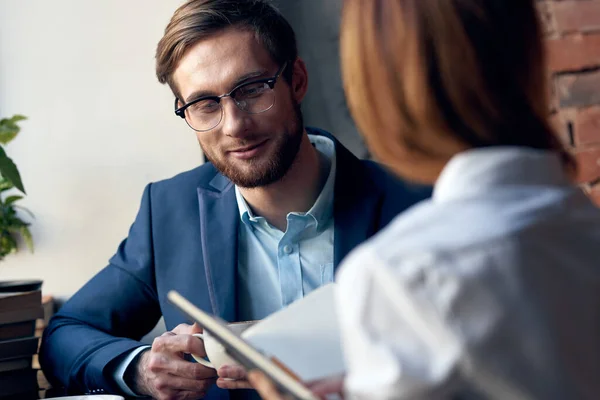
[336,147,600,400]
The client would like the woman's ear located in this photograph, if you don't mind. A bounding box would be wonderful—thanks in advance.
[290,58,309,103]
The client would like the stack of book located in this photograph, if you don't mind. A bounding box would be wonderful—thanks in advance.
[34,295,55,397]
[0,290,44,400]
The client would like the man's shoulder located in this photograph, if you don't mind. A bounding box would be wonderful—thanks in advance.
[305,125,431,206]
[311,126,430,198]
[355,159,397,185]
[345,156,432,201]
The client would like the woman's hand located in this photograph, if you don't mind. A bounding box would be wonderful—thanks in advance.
[247,370,345,400]
[247,370,292,400]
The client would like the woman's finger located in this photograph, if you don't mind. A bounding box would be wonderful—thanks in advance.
[248,370,287,400]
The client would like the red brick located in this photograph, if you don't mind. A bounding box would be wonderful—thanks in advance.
[574,106,600,146]
[550,112,571,146]
[553,1,600,34]
[546,33,600,73]
[573,146,600,183]
[556,70,600,108]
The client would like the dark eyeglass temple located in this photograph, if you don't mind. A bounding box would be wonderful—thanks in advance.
[175,98,184,118]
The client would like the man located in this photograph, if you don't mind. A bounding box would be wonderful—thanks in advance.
[39,0,430,399]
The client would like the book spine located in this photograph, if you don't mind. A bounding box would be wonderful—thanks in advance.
[0,307,44,326]
[0,337,39,361]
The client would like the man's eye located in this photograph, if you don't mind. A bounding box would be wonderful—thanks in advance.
[191,100,219,113]
[238,83,267,98]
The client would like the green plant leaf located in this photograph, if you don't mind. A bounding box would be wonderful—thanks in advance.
[0,231,17,257]
[10,115,27,123]
[0,146,25,193]
[4,195,22,206]
[4,210,17,220]
[0,179,14,192]
[20,226,33,253]
[0,115,27,145]
[6,219,27,228]
[0,121,19,144]
[0,114,32,258]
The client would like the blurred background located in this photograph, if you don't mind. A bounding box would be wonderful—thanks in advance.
[0,0,599,303]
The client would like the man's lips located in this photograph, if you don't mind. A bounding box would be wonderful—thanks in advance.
[228,139,269,159]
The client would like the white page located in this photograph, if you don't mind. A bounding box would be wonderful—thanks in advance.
[242,284,345,382]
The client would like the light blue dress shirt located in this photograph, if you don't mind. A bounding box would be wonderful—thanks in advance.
[236,134,337,321]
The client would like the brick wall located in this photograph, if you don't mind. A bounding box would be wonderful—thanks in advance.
[540,0,600,204]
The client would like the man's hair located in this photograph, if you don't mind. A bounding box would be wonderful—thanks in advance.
[340,0,575,181]
[156,0,297,99]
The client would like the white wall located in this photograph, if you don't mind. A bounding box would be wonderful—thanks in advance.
[0,0,201,299]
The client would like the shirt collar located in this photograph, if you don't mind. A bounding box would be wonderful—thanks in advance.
[433,146,571,203]
[235,187,261,227]
[235,134,337,230]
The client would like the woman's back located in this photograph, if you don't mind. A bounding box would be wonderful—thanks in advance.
[332,0,600,398]
[337,147,600,399]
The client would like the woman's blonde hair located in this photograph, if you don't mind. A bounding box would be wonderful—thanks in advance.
[341,0,574,182]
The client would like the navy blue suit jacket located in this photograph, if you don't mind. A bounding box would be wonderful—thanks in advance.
[39,129,431,398]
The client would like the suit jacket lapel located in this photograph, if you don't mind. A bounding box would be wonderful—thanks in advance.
[197,172,239,322]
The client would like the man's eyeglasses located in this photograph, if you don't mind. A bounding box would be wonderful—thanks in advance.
[174,62,288,132]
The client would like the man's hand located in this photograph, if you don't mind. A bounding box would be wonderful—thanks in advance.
[216,364,253,389]
[131,323,217,400]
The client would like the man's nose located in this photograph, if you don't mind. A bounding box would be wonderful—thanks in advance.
[220,98,251,138]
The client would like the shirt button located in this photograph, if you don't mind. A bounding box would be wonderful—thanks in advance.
[283,245,293,254]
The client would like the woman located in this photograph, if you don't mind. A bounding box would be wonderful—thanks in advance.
[250,0,600,399]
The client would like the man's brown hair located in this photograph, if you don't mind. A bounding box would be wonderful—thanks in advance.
[341,0,574,182]
[156,0,297,99]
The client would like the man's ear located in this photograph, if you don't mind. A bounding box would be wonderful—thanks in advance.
[290,58,309,103]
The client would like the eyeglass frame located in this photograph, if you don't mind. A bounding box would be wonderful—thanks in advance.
[174,62,288,132]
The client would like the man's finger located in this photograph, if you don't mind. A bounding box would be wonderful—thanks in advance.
[218,365,247,380]
[152,333,207,357]
[172,358,217,380]
[171,322,203,335]
[216,377,253,390]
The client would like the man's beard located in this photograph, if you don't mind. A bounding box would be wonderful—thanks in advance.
[203,103,304,188]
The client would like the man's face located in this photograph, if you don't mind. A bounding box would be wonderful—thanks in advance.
[173,28,304,188]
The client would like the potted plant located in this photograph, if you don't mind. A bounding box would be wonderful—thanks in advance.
[0,114,33,259]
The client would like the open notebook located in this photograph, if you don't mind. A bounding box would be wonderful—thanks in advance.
[168,290,319,400]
